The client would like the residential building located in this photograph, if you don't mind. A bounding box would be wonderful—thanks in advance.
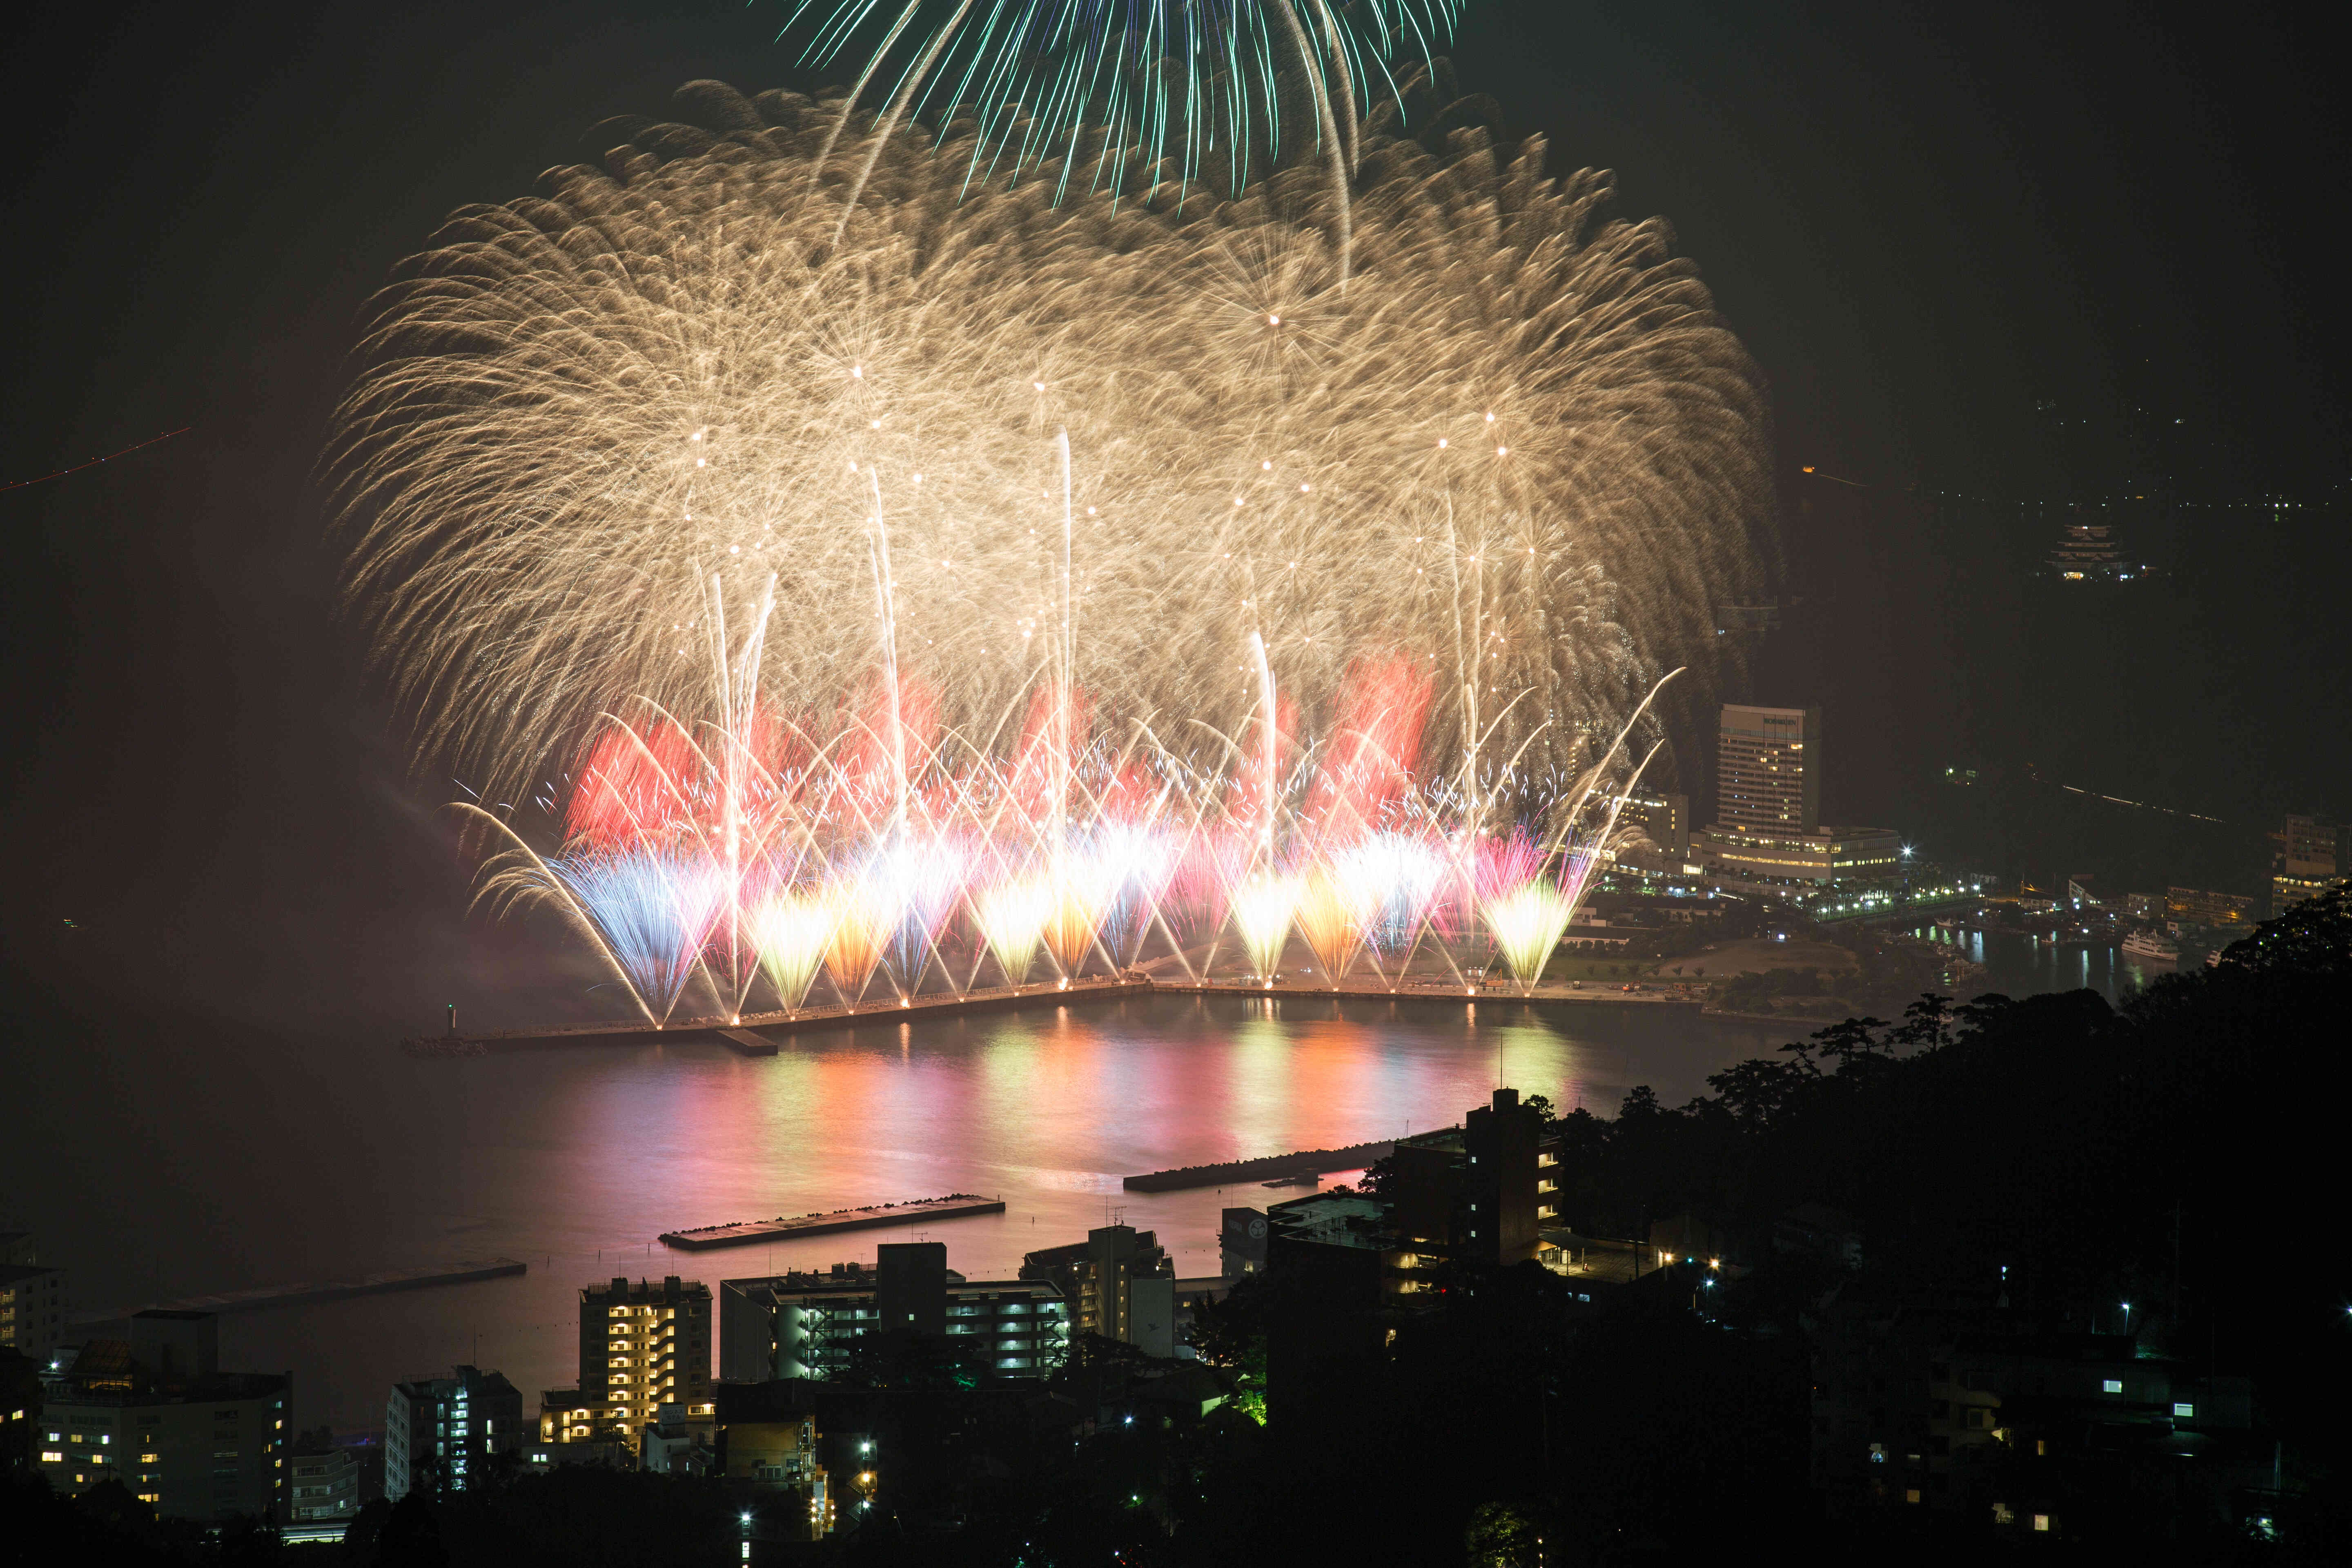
[1264,1191,1406,1292]
[712,1382,833,1540]
[1384,1088,1563,1270]
[2164,886,2257,932]
[1808,1282,2271,1539]
[1617,790,1690,858]
[715,1378,1088,1541]
[385,1364,521,1501]
[1715,705,1821,833]
[720,1245,1069,1383]
[1021,1226,1174,1356]
[2271,871,2343,916]
[1258,1189,1409,1434]
[1219,1208,1268,1279]
[288,1446,359,1523]
[0,1263,65,1366]
[715,1396,824,1493]
[1169,1278,1232,1360]
[1776,1203,1864,1272]
[546,1274,713,1447]
[637,1401,713,1476]
[2270,813,2348,915]
[33,1312,289,1521]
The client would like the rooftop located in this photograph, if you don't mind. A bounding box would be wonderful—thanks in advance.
[583,1274,709,1305]
[1267,1192,1392,1250]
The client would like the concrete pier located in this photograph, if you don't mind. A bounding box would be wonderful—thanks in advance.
[660,1195,1006,1251]
[716,1028,778,1057]
[400,973,1702,1057]
[82,1258,527,1324]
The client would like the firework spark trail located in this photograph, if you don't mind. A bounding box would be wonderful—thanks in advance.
[334,80,1769,803]
[462,656,1679,1021]
[784,0,1457,213]
[334,78,1775,1018]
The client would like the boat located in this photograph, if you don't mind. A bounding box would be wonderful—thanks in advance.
[2120,930,2178,963]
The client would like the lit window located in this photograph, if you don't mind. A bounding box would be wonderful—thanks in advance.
[2172,1402,2194,1418]
[2033,1515,2051,1532]
[41,1450,62,1463]
[2101,1379,2122,1393]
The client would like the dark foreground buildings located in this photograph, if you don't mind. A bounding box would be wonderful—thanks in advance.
[385,1364,521,1501]
[719,1243,1069,1383]
[31,1310,289,1521]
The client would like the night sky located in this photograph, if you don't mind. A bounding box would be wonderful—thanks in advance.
[4,1,2345,1033]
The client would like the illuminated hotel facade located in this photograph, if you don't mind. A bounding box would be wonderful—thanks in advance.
[1697,704,1900,885]
[1715,704,1821,833]
[2270,813,2348,916]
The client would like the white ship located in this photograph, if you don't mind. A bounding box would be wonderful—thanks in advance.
[2120,930,2178,963]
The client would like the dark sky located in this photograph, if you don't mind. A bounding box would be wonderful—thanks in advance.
[2,1,2344,1030]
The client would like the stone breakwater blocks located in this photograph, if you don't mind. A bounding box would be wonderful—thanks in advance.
[659,1197,1007,1250]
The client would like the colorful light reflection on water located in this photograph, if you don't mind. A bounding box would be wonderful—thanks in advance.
[19,994,1785,1427]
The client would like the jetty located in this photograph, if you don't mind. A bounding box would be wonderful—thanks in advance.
[403,976,1148,1055]
[88,1258,527,1321]
[401,973,1705,1058]
[717,1028,778,1057]
[1124,1141,1394,1192]
[660,1194,1005,1251]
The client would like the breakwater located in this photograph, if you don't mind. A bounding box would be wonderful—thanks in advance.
[1123,1142,1395,1192]
[659,1194,1005,1251]
[402,976,1147,1055]
[400,975,1701,1058]
[86,1258,527,1323]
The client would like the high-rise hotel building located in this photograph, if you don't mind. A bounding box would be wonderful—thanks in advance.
[1715,705,1822,833]
[1696,704,1900,884]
